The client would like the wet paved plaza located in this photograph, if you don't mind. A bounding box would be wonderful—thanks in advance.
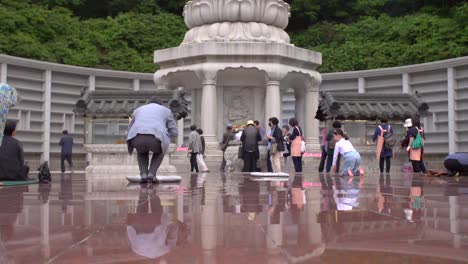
[1,172,468,263]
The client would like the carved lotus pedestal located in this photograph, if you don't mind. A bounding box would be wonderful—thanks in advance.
[83,144,177,179]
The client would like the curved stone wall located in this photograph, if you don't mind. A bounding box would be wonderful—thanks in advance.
[1,54,467,169]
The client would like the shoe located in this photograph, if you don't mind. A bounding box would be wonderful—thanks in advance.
[140,173,148,184]
[147,174,160,184]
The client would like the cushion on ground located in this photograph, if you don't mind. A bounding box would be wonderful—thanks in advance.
[250,172,290,177]
[126,175,182,183]
[0,179,39,186]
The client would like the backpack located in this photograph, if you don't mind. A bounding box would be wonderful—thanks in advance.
[38,162,52,183]
[411,128,424,149]
[379,125,397,149]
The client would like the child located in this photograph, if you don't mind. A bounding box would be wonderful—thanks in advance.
[332,129,365,176]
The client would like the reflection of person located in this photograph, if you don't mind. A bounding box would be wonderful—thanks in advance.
[59,130,74,174]
[59,176,72,213]
[240,120,262,172]
[127,97,178,184]
[0,83,18,148]
[0,186,27,263]
[333,177,360,211]
[127,187,187,259]
[0,120,29,180]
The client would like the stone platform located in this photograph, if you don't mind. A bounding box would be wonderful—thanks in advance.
[1,171,467,263]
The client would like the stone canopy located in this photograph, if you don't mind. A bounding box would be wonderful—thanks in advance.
[74,90,188,120]
[315,91,430,121]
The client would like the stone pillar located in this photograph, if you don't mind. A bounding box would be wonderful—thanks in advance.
[358,77,365,93]
[42,70,52,163]
[447,68,457,154]
[402,73,410,94]
[265,80,281,127]
[304,81,320,153]
[133,79,140,91]
[295,88,305,124]
[177,118,184,146]
[1,63,7,83]
[201,79,218,146]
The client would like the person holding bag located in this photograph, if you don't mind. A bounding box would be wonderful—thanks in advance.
[265,117,284,173]
[196,129,209,172]
[241,120,262,172]
[407,119,427,173]
[288,118,304,173]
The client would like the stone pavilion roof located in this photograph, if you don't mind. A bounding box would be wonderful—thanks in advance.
[315,91,429,121]
[74,90,188,119]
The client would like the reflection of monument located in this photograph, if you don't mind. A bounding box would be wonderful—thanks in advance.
[154,0,322,153]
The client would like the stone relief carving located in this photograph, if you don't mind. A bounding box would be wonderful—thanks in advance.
[227,95,250,123]
[183,0,291,29]
[182,22,290,45]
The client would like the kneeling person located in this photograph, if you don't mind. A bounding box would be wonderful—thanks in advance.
[444,153,468,177]
[0,120,29,180]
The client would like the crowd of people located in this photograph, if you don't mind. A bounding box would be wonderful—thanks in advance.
[1,85,468,181]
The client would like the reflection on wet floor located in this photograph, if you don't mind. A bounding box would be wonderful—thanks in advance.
[0,172,468,263]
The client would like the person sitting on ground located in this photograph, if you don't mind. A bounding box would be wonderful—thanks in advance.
[332,128,364,177]
[444,153,468,177]
[0,120,29,181]
[127,97,178,184]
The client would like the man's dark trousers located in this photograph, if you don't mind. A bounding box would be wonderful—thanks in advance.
[61,153,73,173]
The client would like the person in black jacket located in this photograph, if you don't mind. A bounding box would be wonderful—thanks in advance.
[265,117,284,173]
[0,120,29,181]
[240,120,262,172]
[59,130,73,173]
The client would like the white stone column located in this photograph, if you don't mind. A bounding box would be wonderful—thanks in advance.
[133,79,140,91]
[177,118,184,146]
[265,80,281,127]
[294,88,305,124]
[358,77,365,93]
[42,70,52,163]
[88,75,95,91]
[304,82,320,153]
[402,73,410,94]
[1,63,7,83]
[201,79,218,146]
[447,68,457,154]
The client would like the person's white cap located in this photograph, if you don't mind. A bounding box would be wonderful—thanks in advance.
[246,120,255,126]
[404,118,413,128]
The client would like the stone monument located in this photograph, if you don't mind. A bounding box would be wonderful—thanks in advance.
[154,0,322,153]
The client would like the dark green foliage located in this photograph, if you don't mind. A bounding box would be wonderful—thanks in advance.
[0,0,466,73]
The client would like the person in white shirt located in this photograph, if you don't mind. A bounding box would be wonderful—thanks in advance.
[332,128,365,176]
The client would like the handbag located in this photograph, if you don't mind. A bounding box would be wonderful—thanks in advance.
[271,143,278,155]
[301,140,306,153]
[238,144,244,159]
[411,129,424,149]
